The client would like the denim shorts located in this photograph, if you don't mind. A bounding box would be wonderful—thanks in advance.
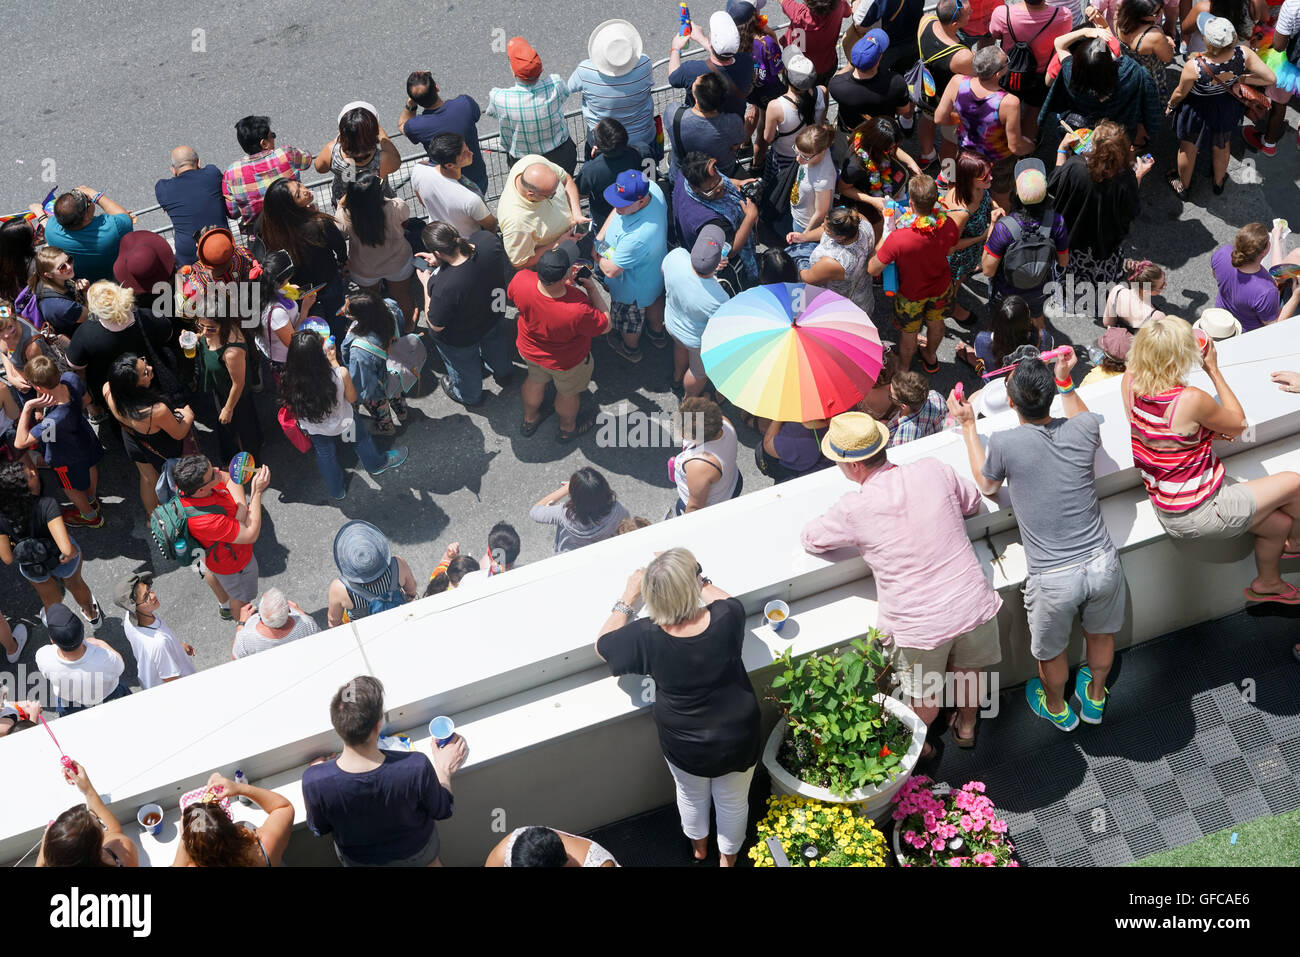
[1023,547,1127,661]
[19,538,80,584]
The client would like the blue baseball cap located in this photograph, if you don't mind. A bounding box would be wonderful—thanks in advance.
[850,29,890,70]
[603,169,651,210]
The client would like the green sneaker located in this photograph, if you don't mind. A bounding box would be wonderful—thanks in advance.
[1073,666,1107,725]
[1026,678,1079,732]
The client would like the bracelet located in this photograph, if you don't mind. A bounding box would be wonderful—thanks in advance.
[429,557,452,580]
[91,190,104,205]
[611,600,635,617]
[1057,382,1075,395]
[1057,149,1068,155]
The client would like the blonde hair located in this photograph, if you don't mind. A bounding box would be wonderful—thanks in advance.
[1128,316,1200,397]
[641,547,703,627]
[85,281,135,327]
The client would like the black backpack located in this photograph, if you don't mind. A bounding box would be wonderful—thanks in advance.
[999,211,1056,290]
[1001,8,1058,96]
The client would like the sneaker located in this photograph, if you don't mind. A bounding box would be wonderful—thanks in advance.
[644,327,669,350]
[62,506,104,529]
[439,375,483,407]
[1072,666,1108,725]
[1025,678,1079,731]
[75,597,103,630]
[371,446,408,475]
[607,335,643,364]
[5,623,27,664]
[218,604,233,621]
[1243,126,1277,156]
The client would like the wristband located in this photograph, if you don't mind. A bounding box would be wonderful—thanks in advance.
[612,600,635,617]
[1057,382,1075,395]
[1054,376,1073,388]
[91,190,104,205]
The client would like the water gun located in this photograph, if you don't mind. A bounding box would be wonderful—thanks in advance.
[981,345,1073,380]
[680,3,691,36]
[880,199,908,297]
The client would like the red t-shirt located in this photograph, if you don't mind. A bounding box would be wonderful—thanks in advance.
[180,484,252,574]
[875,217,961,301]
[782,0,854,76]
[509,271,609,371]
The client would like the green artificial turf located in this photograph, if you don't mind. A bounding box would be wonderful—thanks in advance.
[1131,809,1300,867]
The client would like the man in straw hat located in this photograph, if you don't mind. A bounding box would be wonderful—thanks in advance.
[569,20,658,158]
[801,412,1002,763]
[488,36,579,174]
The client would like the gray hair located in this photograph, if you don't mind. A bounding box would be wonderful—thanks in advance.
[641,548,704,627]
[258,588,290,629]
[973,45,1006,81]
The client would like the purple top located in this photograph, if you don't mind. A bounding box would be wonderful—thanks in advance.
[773,423,824,473]
[1211,244,1279,333]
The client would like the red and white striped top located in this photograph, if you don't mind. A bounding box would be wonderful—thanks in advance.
[1128,386,1224,513]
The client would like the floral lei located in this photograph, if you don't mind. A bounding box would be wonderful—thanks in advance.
[852,136,904,196]
[897,209,948,234]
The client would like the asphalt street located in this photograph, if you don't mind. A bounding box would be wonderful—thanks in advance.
[1,3,1298,693]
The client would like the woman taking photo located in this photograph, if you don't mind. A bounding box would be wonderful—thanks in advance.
[314,105,401,207]
[1125,316,1300,604]
[596,548,761,866]
[797,206,876,314]
[25,247,88,337]
[279,330,407,501]
[253,250,316,390]
[173,772,295,867]
[37,760,137,867]
[103,353,195,514]
[258,178,349,335]
[334,172,417,331]
[195,311,262,461]
[943,150,1001,326]
[530,467,630,555]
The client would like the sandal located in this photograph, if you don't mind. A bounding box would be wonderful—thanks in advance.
[1244,583,1300,605]
[956,347,981,372]
[519,398,555,437]
[1166,168,1189,200]
[948,713,978,749]
[921,356,941,375]
[557,414,596,443]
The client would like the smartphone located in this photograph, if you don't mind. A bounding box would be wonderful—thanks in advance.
[720,242,732,260]
[575,266,593,280]
[411,255,432,273]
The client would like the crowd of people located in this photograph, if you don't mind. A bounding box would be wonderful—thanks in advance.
[8,0,1300,866]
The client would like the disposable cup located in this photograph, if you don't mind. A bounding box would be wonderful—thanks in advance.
[137,803,164,836]
[179,330,198,358]
[764,600,790,633]
[429,716,455,748]
[1194,328,1209,356]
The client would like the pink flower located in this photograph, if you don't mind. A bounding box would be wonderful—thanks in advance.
[923,812,938,830]
[947,857,967,867]
[973,852,996,866]
[931,838,946,852]
[990,819,1009,834]
[960,814,973,831]
[967,782,986,793]
[1008,860,1020,867]
[909,833,928,849]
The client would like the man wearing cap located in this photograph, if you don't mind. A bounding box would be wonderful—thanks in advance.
[497,155,589,270]
[669,10,754,118]
[952,351,1124,733]
[222,115,315,234]
[44,186,135,285]
[577,119,651,230]
[509,242,610,440]
[488,37,578,174]
[1080,326,1132,386]
[596,170,669,365]
[154,147,227,268]
[569,20,658,158]
[114,572,195,690]
[399,72,489,194]
[663,225,732,396]
[980,158,1069,331]
[829,29,913,141]
[327,521,418,627]
[112,230,176,320]
[847,0,926,80]
[34,604,131,716]
[801,411,1002,760]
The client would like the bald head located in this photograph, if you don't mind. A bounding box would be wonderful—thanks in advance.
[518,162,560,201]
[170,146,199,173]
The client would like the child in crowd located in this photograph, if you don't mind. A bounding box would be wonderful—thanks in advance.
[14,355,104,527]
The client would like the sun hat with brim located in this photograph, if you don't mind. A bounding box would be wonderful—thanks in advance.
[975,377,1012,417]
[333,520,396,589]
[113,231,175,296]
[337,101,379,125]
[1193,307,1243,341]
[820,412,890,462]
[588,20,643,77]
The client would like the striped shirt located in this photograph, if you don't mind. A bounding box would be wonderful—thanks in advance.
[488,75,573,156]
[567,58,657,149]
[1128,386,1224,513]
[222,146,315,229]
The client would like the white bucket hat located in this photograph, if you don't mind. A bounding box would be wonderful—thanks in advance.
[1193,307,1243,341]
[588,20,643,77]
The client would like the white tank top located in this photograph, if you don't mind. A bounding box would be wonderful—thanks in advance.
[772,89,826,161]
[675,419,740,508]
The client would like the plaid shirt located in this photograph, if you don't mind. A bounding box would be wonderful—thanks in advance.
[487,75,572,156]
[888,391,948,447]
[222,146,314,228]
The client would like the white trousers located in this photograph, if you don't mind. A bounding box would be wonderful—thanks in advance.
[665,760,756,855]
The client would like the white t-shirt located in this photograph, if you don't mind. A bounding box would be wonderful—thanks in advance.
[299,367,354,437]
[122,615,195,689]
[410,162,490,238]
[1278,0,1300,39]
[34,643,124,706]
[257,298,299,363]
[791,151,837,233]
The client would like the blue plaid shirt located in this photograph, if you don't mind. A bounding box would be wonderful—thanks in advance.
[888,391,948,447]
[488,74,573,156]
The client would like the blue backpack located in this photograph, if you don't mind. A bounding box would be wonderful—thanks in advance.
[344,559,410,621]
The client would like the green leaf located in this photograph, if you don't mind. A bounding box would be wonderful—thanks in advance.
[770,674,788,688]
[845,657,864,690]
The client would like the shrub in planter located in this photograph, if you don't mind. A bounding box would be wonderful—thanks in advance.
[749,794,889,867]
[890,776,1018,867]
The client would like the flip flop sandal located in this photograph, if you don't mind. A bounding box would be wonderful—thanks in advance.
[948,716,978,749]
[557,415,596,443]
[1166,168,1189,200]
[921,357,941,375]
[1244,583,1300,605]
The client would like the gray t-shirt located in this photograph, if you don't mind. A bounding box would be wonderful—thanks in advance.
[232,610,321,659]
[981,413,1113,572]
[530,500,631,555]
[665,104,744,177]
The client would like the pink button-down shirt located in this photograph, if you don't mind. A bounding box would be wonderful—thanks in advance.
[801,458,1002,649]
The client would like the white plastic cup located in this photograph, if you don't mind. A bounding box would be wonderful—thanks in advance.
[429,716,455,748]
[764,600,790,633]
[178,330,198,358]
[137,803,163,836]
[1194,328,1210,356]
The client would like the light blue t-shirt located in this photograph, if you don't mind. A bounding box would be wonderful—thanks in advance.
[42,212,134,284]
[567,59,657,149]
[661,248,729,350]
[602,182,668,307]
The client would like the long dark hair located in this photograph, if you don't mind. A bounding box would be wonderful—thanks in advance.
[279,331,339,424]
[181,802,262,867]
[0,461,35,536]
[852,116,901,165]
[1116,0,1162,35]
[107,353,163,421]
[1069,37,1119,98]
[990,296,1035,368]
[1210,0,1253,40]
[258,249,294,316]
[42,806,108,867]
[345,291,394,350]
[787,83,817,128]
[337,108,380,160]
[422,221,474,260]
[342,172,387,247]
[565,467,617,525]
[258,178,329,264]
[0,219,35,300]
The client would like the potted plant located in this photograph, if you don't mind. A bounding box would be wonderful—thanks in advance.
[890,776,1018,867]
[748,795,889,867]
[763,631,926,820]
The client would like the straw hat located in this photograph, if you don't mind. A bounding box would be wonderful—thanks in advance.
[820,412,890,463]
[1193,308,1243,341]
[588,20,643,77]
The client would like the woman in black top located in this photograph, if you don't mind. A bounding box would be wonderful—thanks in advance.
[259,178,349,337]
[0,217,38,302]
[103,353,195,515]
[914,4,973,166]
[596,547,761,866]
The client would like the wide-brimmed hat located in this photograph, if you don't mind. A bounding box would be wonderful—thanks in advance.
[1193,307,1243,341]
[588,20,643,77]
[820,412,890,463]
[975,377,1012,417]
[113,231,175,296]
[333,520,395,588]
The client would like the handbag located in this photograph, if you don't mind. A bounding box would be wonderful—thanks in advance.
[276,405,312,453]
[1197,54,1269,122]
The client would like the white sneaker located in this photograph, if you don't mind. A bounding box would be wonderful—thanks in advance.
[5,623,27,664]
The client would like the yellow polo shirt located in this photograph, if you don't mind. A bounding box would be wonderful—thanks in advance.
[497,155,573,267]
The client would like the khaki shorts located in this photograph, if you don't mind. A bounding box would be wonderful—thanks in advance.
[209,555,259,604]
[525,353,593,397]
[1157,481,1257,541]
[894,614,1002,702]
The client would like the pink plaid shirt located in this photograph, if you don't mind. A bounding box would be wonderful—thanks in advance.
[222,145,314,227]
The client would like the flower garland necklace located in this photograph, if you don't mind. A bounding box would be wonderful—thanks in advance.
[852,137,904,196]
[896,209,948,234]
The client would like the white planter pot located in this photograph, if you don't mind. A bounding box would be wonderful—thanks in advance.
[762,693,927,822]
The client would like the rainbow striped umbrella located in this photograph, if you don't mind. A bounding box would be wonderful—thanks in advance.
[700,284,883,421]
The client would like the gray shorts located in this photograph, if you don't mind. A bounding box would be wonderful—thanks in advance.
[210,555,259,604]
[1024,547,1127,661]
[1157,482,1257,541]
[336,824,440,867]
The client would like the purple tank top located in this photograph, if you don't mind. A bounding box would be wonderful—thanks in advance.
[955,78,1011,162]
